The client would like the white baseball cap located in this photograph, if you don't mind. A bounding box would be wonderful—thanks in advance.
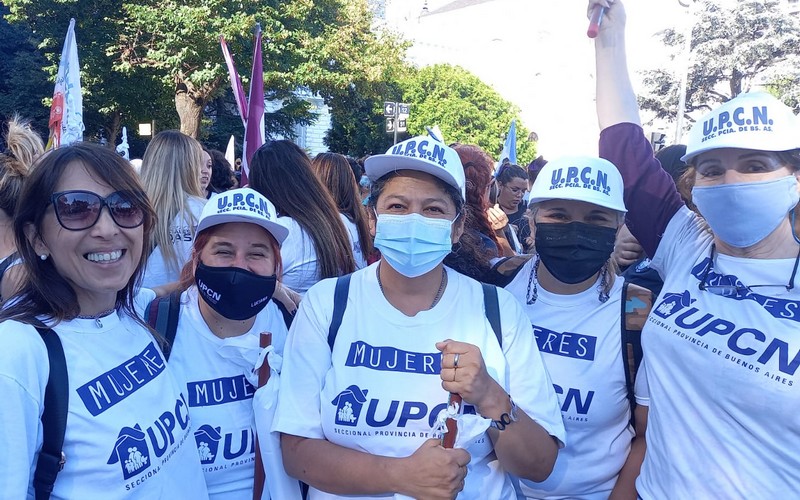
[682,91,800,164]
[528,156,627,213]
[196,188,289,245]
[365,136,466,197]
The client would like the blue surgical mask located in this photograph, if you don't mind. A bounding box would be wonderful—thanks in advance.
[692,175,799,248]
[373,212,455,278]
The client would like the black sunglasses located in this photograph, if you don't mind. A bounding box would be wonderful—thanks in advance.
[49,190,145,231]
[698,244,800,297]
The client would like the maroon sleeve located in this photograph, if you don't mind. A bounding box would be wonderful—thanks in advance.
[599,123,684,258]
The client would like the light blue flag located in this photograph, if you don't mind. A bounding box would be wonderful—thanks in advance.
[497,119,517,167]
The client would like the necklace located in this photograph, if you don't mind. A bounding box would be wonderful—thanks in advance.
[76,307,116,328]
[377,263,448,310]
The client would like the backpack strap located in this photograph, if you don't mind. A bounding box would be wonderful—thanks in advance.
[620,282,653,423]
[34,327,68,500]
[327,274,352,351]
[0,251,18,285]
[481,283,502,348]
[144,290,182,361]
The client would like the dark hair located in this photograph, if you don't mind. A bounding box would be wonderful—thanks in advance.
[312,152,374,259]
[527,155,547,185]
[452,144,500,252]
[0,143,155,325]
[207,149,236,193]
[249,140,356,278]
[655,144,688,184]
[345,156,364,182]
[495,163,528,185]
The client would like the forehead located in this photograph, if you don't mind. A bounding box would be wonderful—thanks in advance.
[537,198,617,216]
[54,160,114,195]
[695,148,780,165]
[380,170,451,199]
[204,222,275,246]
[502,177,528,188]
[202,151,212,163]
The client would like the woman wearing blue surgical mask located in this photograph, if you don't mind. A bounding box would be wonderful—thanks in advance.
[155,187,300,499]
[274,136,566,499]
[501,156,650,500]
[593,1,800,498]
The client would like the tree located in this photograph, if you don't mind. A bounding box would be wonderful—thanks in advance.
[401,64,536,165]
[0,4,51,138]
[639,0,800,128]
[111,0,405,138]
[4,0,176,148]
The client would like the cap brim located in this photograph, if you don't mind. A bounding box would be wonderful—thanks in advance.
[527,194,627,213]
[196,213,289,245]
[365,154,462,194]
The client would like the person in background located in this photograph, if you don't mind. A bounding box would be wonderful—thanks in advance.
[207,149,237,194]
[275,135,565,499]
[521,156,548,251]
[249,140,356,295]
[140,130,207,288]
[312,152,373,268]
[0,116,44,300]
[491,163,529,253]
[166,187,294,499]
[0,143,207,499]
[200,148,213,199]
[595,0,800,497]
[505,156,648,499]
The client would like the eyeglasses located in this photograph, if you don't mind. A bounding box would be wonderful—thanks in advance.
[49,190,145,231]
[698,244,800,297]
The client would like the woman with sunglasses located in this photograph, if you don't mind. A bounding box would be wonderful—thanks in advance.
[593,0,800,497]
[163,187,297,499]
[275,136,565,499]
[0,143,208,499]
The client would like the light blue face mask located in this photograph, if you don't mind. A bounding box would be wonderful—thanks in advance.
[692,175,800,248]
[373,212,455,278]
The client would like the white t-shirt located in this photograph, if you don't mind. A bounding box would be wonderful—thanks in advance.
[340,214,368,270]
[0,293,208,499]
[637,206,800,499]
[274,263,566,500]
[142,197,206,288]
[505,261,635,499]
[278,217,320,296]
[167,287,289,500]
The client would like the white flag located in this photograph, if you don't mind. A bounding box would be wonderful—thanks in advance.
[47,18,84,149]
[116,127,130,160]
[225,135,236,169]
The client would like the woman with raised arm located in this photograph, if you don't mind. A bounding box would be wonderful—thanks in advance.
[593,0,800,497]
[274,136,565,499]
[0,143,207,499]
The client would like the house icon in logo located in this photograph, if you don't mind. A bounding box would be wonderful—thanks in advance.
[194,424,223,464]
[331,385,369,427]
[107,424,151,480]
[654,291,695,319]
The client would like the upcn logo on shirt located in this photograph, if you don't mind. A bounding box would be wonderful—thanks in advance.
[193,424,255,466]
[106,395,191,483]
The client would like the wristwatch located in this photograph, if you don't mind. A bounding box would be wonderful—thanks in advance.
[490,396,519,431]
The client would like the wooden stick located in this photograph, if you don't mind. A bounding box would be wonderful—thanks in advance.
[441,393,462,449]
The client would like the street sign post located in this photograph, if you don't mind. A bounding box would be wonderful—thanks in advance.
[383,101,396,117]
[383,101,410,144]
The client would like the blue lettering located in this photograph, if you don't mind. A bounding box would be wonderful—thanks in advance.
[187,375,255,407]
[674,308,713,330]
[232,192,244,205]
[365,399,398,427]
[565,167,579,184]
[550,168,563,186]
[533,326,596,360]
[757,339,800,376]
[718,110,731,128]
[728,328,766,356]
[696,318,735,337]
[554,385,594,415]
[345,342,440,374]
[223,429,250,460]
[703,118,715,136]
[753,106,769,126]
[398,401,427,427]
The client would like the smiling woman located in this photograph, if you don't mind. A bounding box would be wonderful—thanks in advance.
[0,143,209,498]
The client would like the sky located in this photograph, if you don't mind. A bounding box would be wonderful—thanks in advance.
[383,0,696,158]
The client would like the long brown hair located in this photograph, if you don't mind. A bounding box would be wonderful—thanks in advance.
[0,143,155,325]
[249,141,356,278]
[311,152,374,259]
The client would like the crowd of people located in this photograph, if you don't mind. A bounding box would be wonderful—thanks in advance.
[0,0,798,498]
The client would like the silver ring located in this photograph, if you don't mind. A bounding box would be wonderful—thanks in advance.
[453,352,460,368]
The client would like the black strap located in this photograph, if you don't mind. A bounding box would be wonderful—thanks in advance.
[326,274,503,351]
[327,274,352,350]
[620,282,650,425]
[481,283,502,348]
[34,328,69,500]
[145,290,182,360]
[0,251,18,285]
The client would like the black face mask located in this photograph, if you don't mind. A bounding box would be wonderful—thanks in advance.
[194,262,277,321]
[535,222,617,284]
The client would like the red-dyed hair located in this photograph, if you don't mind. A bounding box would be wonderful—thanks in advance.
[452,144,501,252]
